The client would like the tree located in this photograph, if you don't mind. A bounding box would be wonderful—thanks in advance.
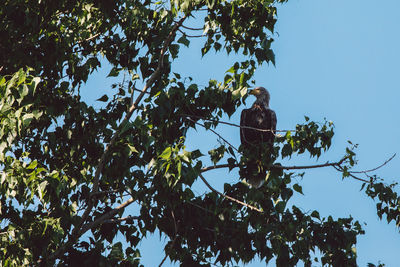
[0,0,399,266]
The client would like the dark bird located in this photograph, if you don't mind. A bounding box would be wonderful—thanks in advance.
[240,87,277,188]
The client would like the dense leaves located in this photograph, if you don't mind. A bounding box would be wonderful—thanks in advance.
[0,0,398,266]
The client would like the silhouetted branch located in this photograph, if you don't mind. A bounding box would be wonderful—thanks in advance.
[103,215,139,224]
[80,197,135,234]
[201,159,346,173]
[181,25,203,31]
[199,173,263,213]
[186,118,239,152]
[159,210,178,267]
[76,33,101,44]
[181,114,293,133]
[178,29,206,38]
[200,157,374,183]
[333,166,371,183]
[349,153,396,174]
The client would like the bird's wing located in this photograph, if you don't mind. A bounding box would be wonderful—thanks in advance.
[240,109,249,145]
[270,109,277,133]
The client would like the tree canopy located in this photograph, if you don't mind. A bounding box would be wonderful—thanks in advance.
[0,0,399,266]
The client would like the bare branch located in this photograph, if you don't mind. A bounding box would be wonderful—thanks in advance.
[48,197,134,262]
[181,114,293,133]
[79,197,135,235]
[179,24,204,31]
[102,215,139,224]
[199,173,263,213]
[201,159,346,173]
[178,29,206,38]
[186,117,239,153]
[200,157,375,184]
[76,33,101,45]
[333,166,371,183]
[349,153,396,174]
[201,164,232,173]
[273,159,346,170]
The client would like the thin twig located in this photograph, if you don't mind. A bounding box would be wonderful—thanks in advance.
[200,158,372,183]
[186,201,214,214]
[349,153,396,174]
[178,29,206,38]
[179,24,204,31]
[201,159,346,173]
[274,159,346,170]
[333,166,371,183]
[90,189,120,198]
[201,164,233,173]
[79,197,135,234]
[103,215,140,224]
[181,114,293,133]
[159,210,178,267]
[199,173,263,213]
[187,118,239,152]
[76,33,101,45]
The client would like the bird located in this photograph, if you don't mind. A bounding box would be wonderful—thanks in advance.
[240,87,277,188]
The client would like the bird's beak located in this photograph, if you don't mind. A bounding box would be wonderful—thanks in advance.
[249,89,258,96]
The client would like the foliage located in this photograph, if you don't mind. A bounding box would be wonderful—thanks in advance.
[0,0,398,266]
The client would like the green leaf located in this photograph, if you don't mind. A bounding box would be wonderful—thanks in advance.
[107,67,121,77]
[293,184,304,195]
[19,84,29,98]
[177,160,182,178]
[159,147,172,160]
[96,94,109,102]
[27,160,38,170]
[38,180,48,200]
[110,242,124,260]
[128,144,138,154]
[22,113,34,127]
[177,35,190,47]
[275,201,286,213]
[120,121,132,135]
[311,210,320,220]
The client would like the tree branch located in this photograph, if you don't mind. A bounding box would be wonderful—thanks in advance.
[200,157,375,183]
[47,15,188,262]
[201,159,346,173]
[349,153,396,174]
[186,117,239,152]
[199,173,263,213]
[333,166,371,183]
[159,210,178,267]
[179,24,204,31]
[76,33,101,45]
[102,215,139,224]
[79,197,135,234]
[181,114,293,133]
[178,29,206,38]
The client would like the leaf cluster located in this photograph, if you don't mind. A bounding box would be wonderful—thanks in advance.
[0,1,398,266]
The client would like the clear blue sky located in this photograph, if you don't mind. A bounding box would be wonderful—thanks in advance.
[84,0,400,265]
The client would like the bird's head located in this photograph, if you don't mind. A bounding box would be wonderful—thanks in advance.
[249,87,270,105]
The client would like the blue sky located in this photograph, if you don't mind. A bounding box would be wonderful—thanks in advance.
[84,0,400,265]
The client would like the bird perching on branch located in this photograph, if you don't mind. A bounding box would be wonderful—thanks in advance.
[240,87,277,188]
